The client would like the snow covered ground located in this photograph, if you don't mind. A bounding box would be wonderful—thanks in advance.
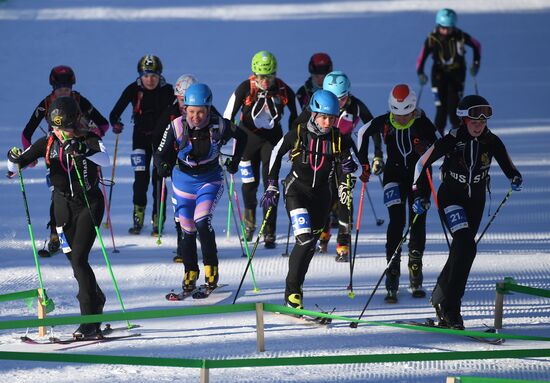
[0,0,549,382]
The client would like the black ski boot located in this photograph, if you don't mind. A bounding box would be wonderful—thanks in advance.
[204,265,219,290]
[182,270,199,293]
[408,250,426,298]
[384,266,400,303]
[243,208,256,242]
[73,323,103,340]
[128,205,145,235]
[47,232,60,254]
[264,233,276,249]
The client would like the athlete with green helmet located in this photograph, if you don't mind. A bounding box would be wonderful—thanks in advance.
[224,50,300,249]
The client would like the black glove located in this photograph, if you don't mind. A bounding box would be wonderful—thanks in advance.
[412,197,431,215]
[470,61,480,77]
[225,158,239,175]
[62,139,87,157]
[511,175,523,191]
[7,147,22,163]
[157,162,172,178]
[341,156,358,175]
[359,164,371,183]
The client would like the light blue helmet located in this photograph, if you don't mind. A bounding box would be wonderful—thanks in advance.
[436,8,457,28]
[322,71,351,98]
[184,83,212,107]
[309,90,339,116]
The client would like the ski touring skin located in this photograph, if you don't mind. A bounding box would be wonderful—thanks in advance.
[395,319,504,345]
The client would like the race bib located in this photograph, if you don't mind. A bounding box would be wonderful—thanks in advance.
[290,208,311,236]
[131,149,146,172]
[383,182,401,207]
[239,160,255,184]
[444,205,469,233]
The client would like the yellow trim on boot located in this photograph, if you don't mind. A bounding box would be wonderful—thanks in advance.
[204,265,218,285]
[287,293,303,310]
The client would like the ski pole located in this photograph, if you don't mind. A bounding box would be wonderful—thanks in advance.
[17,167,54,312]
[98,168,119,253]
[222,166,250,260]
[281,221,291,257]
[71,157,132,329]
[476,188,513,245]
[473,76,479,95]
[345,174,355,298]
[425,169,450,249]
[233,206,273,304]
[417,84,424,105]
[104,134,119,229]
[156,177,166,246]
[348,180,366,297]
[350,214,419,328]
[226,174,234,239]
[366,183,384,226]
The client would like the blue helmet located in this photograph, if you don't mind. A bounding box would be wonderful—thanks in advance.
[436,8,457,28]
[309,90,339,116]
[322,71,351,98]
[184,83,212,107]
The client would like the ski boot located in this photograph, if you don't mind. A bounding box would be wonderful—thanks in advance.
[329,209,339,229]
[317,231,331,253]
[264,233,276,249]
[96,287,106,315]
[433,302,464,330]
[47,232,60,254]
[408,250,426,298]
[204,265,219,290]
[128,205,145,235]
[335,244,349,262]
[384,266,400,303]
[243,208,256,242]
[182,270,199,293]
[285,293,303,310]
[173,253,183,263]
[73,323,103,340]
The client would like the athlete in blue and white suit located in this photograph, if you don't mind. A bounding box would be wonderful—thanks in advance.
[154,83,247,292]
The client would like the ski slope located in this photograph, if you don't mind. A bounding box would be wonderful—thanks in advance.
[0,1,549,382]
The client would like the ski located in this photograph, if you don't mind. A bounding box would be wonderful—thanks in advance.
[192,284,228,299]
[396,319,504,345]
[20,332,141,346]
[274,306,335,327]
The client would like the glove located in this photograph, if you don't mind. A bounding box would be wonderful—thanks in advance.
[470,61,480,77]
[418,72,428,85]
[157,162,172,178]
[112,123,124,134]
[225,158,239,175]
[372,156,385,176]
[62,139,87,157]
[341,156,358,175]
[412,197,431,215]
[260,179,279,210]
[511,176,523,191]
[7,147,22,163]
[359,164,371,183]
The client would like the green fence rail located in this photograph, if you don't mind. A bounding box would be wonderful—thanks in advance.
[0,289,38,303]
[497,277,550,298]
[448,377,550,383]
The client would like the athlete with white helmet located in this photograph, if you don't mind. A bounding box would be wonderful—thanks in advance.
[356,84,438,303]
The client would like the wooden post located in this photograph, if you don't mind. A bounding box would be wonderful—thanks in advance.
[446,378,458,383]
[37,289,47,337]
[200,368,209,383]
[255,302,265,352]
[494,282,505,330]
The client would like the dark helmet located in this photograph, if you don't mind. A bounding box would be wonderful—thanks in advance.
[137,55,163,76]
[456,95,493,120]
[308,53,333,75]
[49,65,76,89]
[47,97,82,131]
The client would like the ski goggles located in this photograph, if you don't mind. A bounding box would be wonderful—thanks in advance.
[456,105,493,120]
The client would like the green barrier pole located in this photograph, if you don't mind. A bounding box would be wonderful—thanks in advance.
[0,289,39,303]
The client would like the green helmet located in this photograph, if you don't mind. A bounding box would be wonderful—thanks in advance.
[251,51,277,75]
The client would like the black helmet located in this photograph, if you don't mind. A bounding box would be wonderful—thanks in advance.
[49,65,76,89]
[308,53,333,75]
[137,55,163,76]
[47,97,82,131]
[457,95,493,120]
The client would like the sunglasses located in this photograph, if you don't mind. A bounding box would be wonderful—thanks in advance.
[457,105,493,120]
[255,74,275,81]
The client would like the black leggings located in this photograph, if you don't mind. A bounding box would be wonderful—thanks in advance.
[54,188,104,316]
[431,67,466,134]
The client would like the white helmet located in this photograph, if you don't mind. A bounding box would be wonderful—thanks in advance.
[174,74,198,97]
[388,84,417,115]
